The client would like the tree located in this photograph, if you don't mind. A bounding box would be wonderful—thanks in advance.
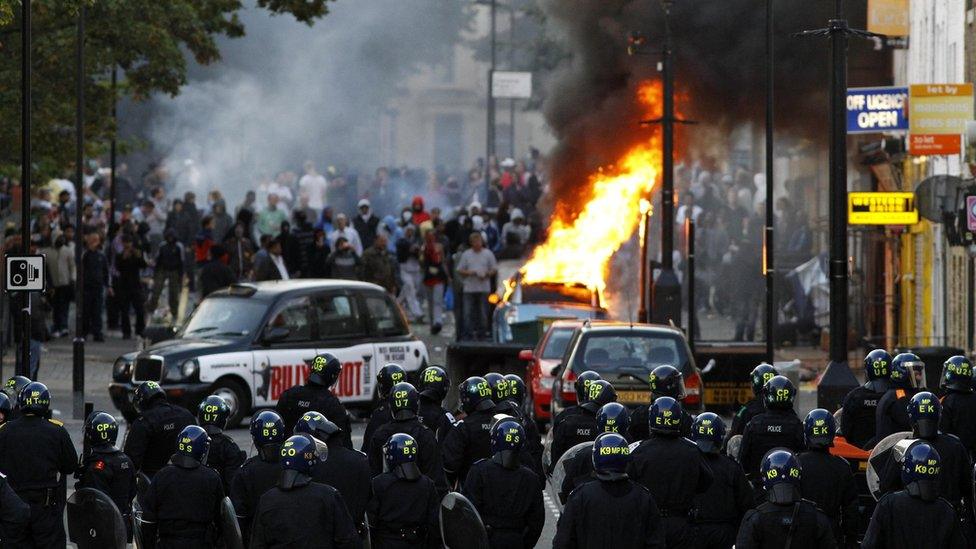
[0,0,334,177]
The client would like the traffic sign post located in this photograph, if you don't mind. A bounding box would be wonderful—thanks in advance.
[4,254,44,379]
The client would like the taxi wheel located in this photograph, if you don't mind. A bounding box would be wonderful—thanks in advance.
[212,377,250,428]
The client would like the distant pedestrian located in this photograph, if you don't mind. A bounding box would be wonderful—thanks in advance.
[456,233,496,340]
[224,223,255,281]
[112,234,148,340]
[328,213,363,257]
[147,229,185,321]
[360,234,398,294]
[421,229,449,334]
[81,231,109,342]
[253,237,289,282]
[325,237,361,280]
[353,199,380,249]
[199,245,236,298]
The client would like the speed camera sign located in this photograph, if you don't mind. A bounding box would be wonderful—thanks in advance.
[5,255,45,292]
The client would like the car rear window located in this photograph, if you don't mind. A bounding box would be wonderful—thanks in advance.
[570,330,689,374]
[541,328,574,359]
[520,282,595,306]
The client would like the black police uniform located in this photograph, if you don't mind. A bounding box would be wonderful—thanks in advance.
[0,472,28,542]
[142,458,225,548]
[313,441,373,534]
[76,446,137,537]
[874,387,916,441]
[693,452,755,549]
[362,402,393,453]
[558,450,596,504]
[250,479,361,549]
[368,418,449,494]
[554,477,665,549]
[368,471,440,549]
[879,433,972,510]
[862,490,966,549]
[735,499,837,549]
[797,449,859,547]
[739,409,805,478]
[230,444,281,544]
[418,395,454,442]
[494,400,545,481]
[549,407,598,472]
[729,398,765,438]
[626,435,713,548]
[839,379,889,449]
[442,407,496,485]
[206,430,246,493]
[0,415,78,547]
[629,404,693,441]
[463,458,545,549]
[123,399,196,477]
[276,382,354,448]
[942,390,976,457]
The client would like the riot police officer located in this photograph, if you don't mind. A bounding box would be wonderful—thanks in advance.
[729,363,779,438]
[296,411,372,537]
[250,434,361,548]
[197,394,245,492]
[875,352,923,441]
[739,376,804,479]
[554,432,664,548]
[368,433,440,548]
[0,393,12,425]
[276,353,353,448]
[442,376,497,485]
[3,375,30,421]
[363,363,407,453]
[559,402,631,504]
[840,348,892,449]
[484,372,509,403]
[231,410,285,544]
[630,364,694,441]
[123,381,196,477]
[940,355,976,457]
[0,381,77,547]
[463,419,544,549]
[549,379,617,470]
[797,408,858,548]
[550,369,601,431]
[76,411,137,538]
[627,396,712,549]
[493,373,545,481]
[863,442,966,548]
[735,450,836,549]
[417,365,454,442]
[141,425,225,548]
[689,413,754,549]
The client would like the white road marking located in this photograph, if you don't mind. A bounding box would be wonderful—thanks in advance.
[542,489,561,518]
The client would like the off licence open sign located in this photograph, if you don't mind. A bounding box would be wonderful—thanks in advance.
[848,192,918,225]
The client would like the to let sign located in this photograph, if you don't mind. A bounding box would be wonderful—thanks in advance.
[846,87,909,133]
[848,192,919,225]
[909,83,974,155]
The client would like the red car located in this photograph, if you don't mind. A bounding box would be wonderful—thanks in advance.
[520,320,582,428]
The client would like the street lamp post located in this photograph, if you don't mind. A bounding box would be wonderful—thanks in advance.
[73,4,86,419]
[484,0,497,202]
[764,0,775,363]
[17,0,32,379]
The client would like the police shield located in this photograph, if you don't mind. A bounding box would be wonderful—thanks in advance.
[218,496,244,549]
[132,505,156,549]
[542,428,554,473]
[548,441,593,508]
[440,491,489,549]
[66,487,127,549]
[866,431,913,500]
[725,434,743,462]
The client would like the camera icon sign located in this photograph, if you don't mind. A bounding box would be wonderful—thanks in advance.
[5,256,45,292]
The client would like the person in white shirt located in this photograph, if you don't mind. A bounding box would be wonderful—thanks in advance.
[328,213,364,256]
[298,161,328,210]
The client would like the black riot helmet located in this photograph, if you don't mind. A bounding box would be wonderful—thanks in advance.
[596,402,631,435]
[908,391,941,440]
[902,441,941,502]
[649,396,683,436]
[281,434,319,479]
[649,365,686,400]
[484,372,510,404]
[574,371,602,404]
[490,419,525,469]
[863,349,893,382]
[941,355,974,393]
[134,381,165,412]
[3,375,31,403]
[749,363,779,397]
[803,408,837,450]
[890,353,925,389]
[84,411,120,448]
[0,393,11,424]
[458,377,495,413]
[173,425,211,467]
[308,353,342,388]
[197,395,231,433]
[691,413,726,455]
[18,381,50,416]
[591,432,631,481]
[580,380,617,413]
[383,433,421,481]
[504,374,526,405]
[376,363,407,399]
[389,382,420,420]
[762,376,796,410]
[250,410,286,448]
[761,450,802,504]
[294,411,340,442]
[419,366,450,401]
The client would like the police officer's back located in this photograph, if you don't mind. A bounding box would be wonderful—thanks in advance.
[275,353,353,448]
[231,411,285,544]
[840,349,892,449]
[554,433,665,549]
[740,376,804,479]
[2,375,30,423]
[559,402,631,503]
[142,425,225,548]
[549,370,601,448]
[627,397,712,549]
[797,409,858,548]
[463,419,544,549]
[550,377,616,471]
[197,395,245,492]
[736,450,836,549]
[123,381,196,477]
[368,433,440,549]
[630,364,695,441]
[490,373,545,481]
[0,382,74,547]
[442,376,497,485]
[417,366,455,442]
[875,352,923,441]
[689,413,754,549]
[863,442,966,549]
[76,412,137,538]
[939,355,976,457]
[729,363,778,438]
[250,434,361,549]
[362,363,406,453]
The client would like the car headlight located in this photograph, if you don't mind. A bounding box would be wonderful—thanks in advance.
[113,358,131,378]
[180,359,200,379]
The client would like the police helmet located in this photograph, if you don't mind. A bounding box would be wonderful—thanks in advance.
[490,419,525,469]
[419,365,449,401]
[0,393,11,422]
[803,408,837,449]
[574,371,602,404]
[908,391,941,440]
[18,381,50,416]
[649,396,683,436]
[376,363,407,399]
[383,433,421,481]
[762,375,796,410]
[580,380,617,413]
[197,395,230,432]
[294,410,340,441]
[761,449,802,504]
[649,365,686,400]
[3,375,30,402]
[250,410,286,447]
[84,411,119,447]
[133,381,165,411]
[591,432,631,481]
[891,353,924,389]
[485,372,510,404]
[174,425,211,466]
[863,349,893,381]
[504,374,526,405]
[308,353,342,388]
[596,402,631,435]
[281,434,319,476]
[941,355,974,393]
[749,363,779,397]
[901,441,942,502]
[459,377,495,413]
[390,382,420,420]
[691,412,726,455]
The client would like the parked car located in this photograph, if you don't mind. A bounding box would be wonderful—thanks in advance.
[521,320,582,428]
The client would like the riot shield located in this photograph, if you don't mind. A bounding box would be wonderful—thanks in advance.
[135,471,151,508]
[548,441,593,508]
[66,487,127,549]
[866,431,913,500]
[440,492,489,549]
[218,496,244,549]
[132,507,156,549]
[542,428,554,474]
[725,434,743,462]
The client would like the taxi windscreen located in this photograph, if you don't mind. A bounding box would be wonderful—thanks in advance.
[181,297,267,338]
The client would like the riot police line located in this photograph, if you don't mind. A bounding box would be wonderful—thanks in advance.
[0,352,971,547]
